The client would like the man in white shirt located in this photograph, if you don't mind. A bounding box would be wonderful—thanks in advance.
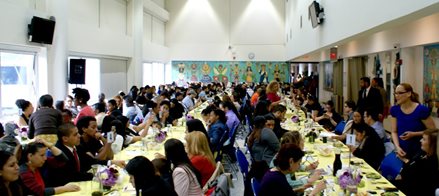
[182,90,198,112]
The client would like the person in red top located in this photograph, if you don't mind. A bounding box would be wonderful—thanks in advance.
[185,131,216,187]
[266,81,282,106]
[19,139,80,196]
[73,88,95,125]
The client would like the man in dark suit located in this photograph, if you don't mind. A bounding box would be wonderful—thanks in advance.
[357,77,383,115]
[47,123,125,187]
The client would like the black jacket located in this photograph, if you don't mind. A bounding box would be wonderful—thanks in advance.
[47,141,106,187]
[357,87,383,114]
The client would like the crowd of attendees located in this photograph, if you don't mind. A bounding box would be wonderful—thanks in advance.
[0,77,438,196]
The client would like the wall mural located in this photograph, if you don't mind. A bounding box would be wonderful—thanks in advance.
[171,61,290,86]
[424,44,439,102]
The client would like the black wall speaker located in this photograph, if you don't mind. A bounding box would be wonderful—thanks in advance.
[68,59,86,84]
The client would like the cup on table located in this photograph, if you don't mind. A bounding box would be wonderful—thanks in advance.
[322,136,328,143]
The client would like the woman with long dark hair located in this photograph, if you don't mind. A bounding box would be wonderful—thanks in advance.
[395,129,439,196]
[125,156,177,196]
[164,139,202,196]
[186,119,208,139]
[247,116,280,164]
[0,143,22,196]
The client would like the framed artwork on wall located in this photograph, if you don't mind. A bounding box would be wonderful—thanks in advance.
[324,62,333,91]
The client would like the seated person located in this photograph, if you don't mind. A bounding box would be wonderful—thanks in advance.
[247,116,280,165]
[126,156,177,196]
[207,109,228,151]
[77,116,113,161]
[152,158,174,189]
[0,142,22,196]
[315,100,342,131]
[271,105,288,140]
[48,123,125,187]
[20,139,80,195]
[396,128,439,196]
[259,144,325,196]
[349,123,385,170]
[185,131,216,187]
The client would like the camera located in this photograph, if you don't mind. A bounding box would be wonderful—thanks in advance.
[393,43,400,49]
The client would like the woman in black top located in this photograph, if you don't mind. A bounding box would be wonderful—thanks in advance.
[125,156,177,196]
[15,99,33,127]
[397,128,439,196]
[315,100,342,131]
[349,122,385,170]
[259,144,325,196]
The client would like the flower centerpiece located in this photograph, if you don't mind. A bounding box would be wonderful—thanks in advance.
[97,166,120,190]
[336,168,364,193]
[155,130,167,143]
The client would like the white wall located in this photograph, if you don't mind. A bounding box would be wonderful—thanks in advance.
[166,0,286,61]
[68,0,133,57]
[286,0,439,60]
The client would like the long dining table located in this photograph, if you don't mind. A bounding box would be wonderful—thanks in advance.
[282,100,404,196]
[59,101,211,196]
[60,96,406,195]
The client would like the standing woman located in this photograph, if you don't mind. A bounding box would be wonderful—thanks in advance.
[266,81,282,106]
[390,83,436,159]
[185,131,216,187]
[163,139,202,196]
[15,99,33,127]
[73,88,95,125]
[0,143,22,196]
[19,140,80,195]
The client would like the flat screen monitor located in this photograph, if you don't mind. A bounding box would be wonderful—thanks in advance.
[309,1,320,28]
[28,16,55,44]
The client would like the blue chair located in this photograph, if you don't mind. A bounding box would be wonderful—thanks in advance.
[235,148,249,180]
[379,151,403,180]
[251,178,261,196]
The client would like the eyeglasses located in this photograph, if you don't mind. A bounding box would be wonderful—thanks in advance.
[394,91,408,96]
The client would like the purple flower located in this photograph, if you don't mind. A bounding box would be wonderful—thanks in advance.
[98,167,119,187]
[338,169,363,189]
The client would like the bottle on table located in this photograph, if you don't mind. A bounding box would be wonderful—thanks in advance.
[333,150,342,176]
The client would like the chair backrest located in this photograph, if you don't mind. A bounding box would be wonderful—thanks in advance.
[251,178,261,196]
[203,161,225,193]
[334,121,346,135]
[379,151,403,180]
[235,148,249,179]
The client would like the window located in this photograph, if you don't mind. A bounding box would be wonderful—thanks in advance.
[67,57,101,105]
[0,51,36,118]
[143,62,166,87]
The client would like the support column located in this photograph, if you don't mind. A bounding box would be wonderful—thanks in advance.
[46,0,68,100]
[127,0,143,88]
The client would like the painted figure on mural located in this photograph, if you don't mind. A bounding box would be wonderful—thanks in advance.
[259,64,269,83]
[273,64,280,81]
[177,63,186,86]
[213,64,228,83]
[190,63,198,82]
[245,62,253,83]
[231,63,240,83]
[428,48,438,100]
[200,62,212,84]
